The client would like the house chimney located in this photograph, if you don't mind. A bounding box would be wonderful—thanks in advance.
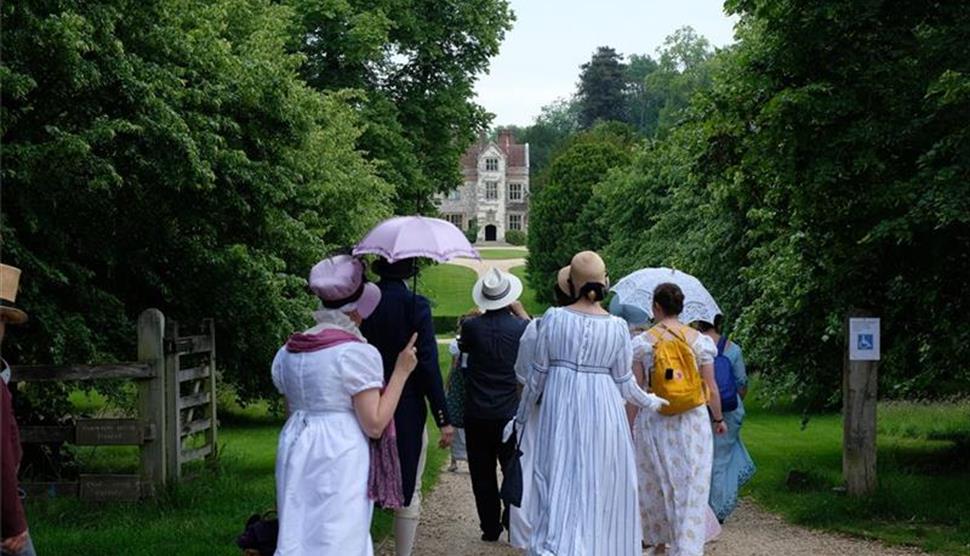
[498,128,514,151]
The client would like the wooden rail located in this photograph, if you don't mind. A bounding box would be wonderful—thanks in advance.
[10,363,153,382]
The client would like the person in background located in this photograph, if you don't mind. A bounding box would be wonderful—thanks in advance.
[632,283,725,556]
[1,264,34,556]
[360,257,454,556]
[515,252,668,555]
[446,308,482,472]
[508,265,574,550]
[697,315,755,523]
[459,268,529,542]
[272,255,417,556]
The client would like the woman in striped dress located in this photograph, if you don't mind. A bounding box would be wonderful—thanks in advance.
[514,252,667,556]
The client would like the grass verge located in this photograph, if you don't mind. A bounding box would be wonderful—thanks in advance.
[742,385,970,555]
[25,345,457,555]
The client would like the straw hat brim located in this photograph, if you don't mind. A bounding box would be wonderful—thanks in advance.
[472,273,523,311]
[0,306,28,324]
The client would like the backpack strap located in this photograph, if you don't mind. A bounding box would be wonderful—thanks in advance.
[658,322,689,343]
[716,335,728,356]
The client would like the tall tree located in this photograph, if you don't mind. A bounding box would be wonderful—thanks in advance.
[600,1,970,403]
[526,123,638,303]
[291,0,515,212]
[576,46,630,128]
[1,0,392,401]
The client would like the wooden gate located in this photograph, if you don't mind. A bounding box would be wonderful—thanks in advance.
[164,318,218,480]
[11,309,218,501]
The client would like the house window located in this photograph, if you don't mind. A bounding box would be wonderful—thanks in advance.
[508,183,523,201]
[508,213,523,231]
[485,181,498,200]
[447,189,461,201]
[485,158,499,172]
[444,213,464,229]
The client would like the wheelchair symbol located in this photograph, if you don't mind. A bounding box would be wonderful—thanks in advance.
[857,334,874,350]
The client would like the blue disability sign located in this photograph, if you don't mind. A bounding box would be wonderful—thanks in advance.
[858,334,874,350]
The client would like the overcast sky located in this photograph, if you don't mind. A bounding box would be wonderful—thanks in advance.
[474,0,738,127]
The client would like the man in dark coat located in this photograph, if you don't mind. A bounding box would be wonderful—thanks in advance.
[459,267,529,541]
[360,258,453,556]
[1,264,33,556]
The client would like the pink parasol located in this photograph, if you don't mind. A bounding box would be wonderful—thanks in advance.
[353,216,479,262]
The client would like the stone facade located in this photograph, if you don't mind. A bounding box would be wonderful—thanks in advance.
[436,128,530,243]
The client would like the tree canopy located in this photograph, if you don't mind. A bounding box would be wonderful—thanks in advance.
[525,4,970,404]
[0,0,511,401]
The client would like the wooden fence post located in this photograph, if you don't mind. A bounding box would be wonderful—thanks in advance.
[165,319,182,481]
[137,309,167,491]
[843,311,879,496]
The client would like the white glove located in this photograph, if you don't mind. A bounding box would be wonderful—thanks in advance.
[502,419,517,443]
[644,393,669,413]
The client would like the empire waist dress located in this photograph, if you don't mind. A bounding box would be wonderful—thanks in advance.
[272,342,385,556]
[516,307,660,556]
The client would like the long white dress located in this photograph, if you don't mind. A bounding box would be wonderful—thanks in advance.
[272,341,385,556]
[516,308,660,556]
[632,331,717,556]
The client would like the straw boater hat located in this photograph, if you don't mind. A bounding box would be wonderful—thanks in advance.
[569,251,610,301]
[0,264,28,324]
[472,267,523,312]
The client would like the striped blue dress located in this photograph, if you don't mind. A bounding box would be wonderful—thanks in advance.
[515,307,659,556]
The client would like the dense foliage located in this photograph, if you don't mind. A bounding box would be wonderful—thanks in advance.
[291,0,513,211]
[0,0,509,401]
[526,124,638,303]
[592,2,970,403]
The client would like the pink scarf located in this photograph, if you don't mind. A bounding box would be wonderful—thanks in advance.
[284,328,405,508]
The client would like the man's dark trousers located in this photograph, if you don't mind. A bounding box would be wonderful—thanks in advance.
[464,417,516,540]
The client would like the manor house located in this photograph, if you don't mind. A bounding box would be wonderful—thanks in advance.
[437,128,530,243]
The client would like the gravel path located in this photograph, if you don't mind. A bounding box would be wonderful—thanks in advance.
[378,460,925,556]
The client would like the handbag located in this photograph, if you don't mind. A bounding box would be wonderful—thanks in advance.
[236,510,278,556]
[499,427,524,508]
[445,362,466,428]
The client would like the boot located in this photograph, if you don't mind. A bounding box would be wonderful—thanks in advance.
[394,516,420,556]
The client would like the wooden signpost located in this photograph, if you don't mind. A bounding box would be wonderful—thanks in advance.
[843,312,880,496]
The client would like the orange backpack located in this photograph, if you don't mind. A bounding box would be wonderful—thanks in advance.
[646,324,707,416]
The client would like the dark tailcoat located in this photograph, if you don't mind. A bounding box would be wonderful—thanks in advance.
[360,279,450,505]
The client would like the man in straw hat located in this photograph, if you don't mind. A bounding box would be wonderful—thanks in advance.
[459,267,530,541]
[1,264,34,556]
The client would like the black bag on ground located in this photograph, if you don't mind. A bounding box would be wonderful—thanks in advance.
[236,510,278,556]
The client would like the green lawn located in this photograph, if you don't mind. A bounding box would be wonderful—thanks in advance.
[462,248,527,260]
[420,264,478,317]
[510,265,549,317]
[26,345,456,555]
[741,386,970,555]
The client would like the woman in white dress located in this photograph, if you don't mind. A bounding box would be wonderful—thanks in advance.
[515,252,667,556]
[632,283,726,556]
[273,255,418,556]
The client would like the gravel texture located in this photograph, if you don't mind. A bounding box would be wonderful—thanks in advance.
[378,460,925,556]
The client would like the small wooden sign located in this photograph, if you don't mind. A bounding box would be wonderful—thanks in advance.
[79,474,143,502]
[75,419,144,445]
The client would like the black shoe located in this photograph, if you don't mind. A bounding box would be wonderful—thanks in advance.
[481,531,501,542]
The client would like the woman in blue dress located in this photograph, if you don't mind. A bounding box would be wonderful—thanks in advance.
[697,315,756,522]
